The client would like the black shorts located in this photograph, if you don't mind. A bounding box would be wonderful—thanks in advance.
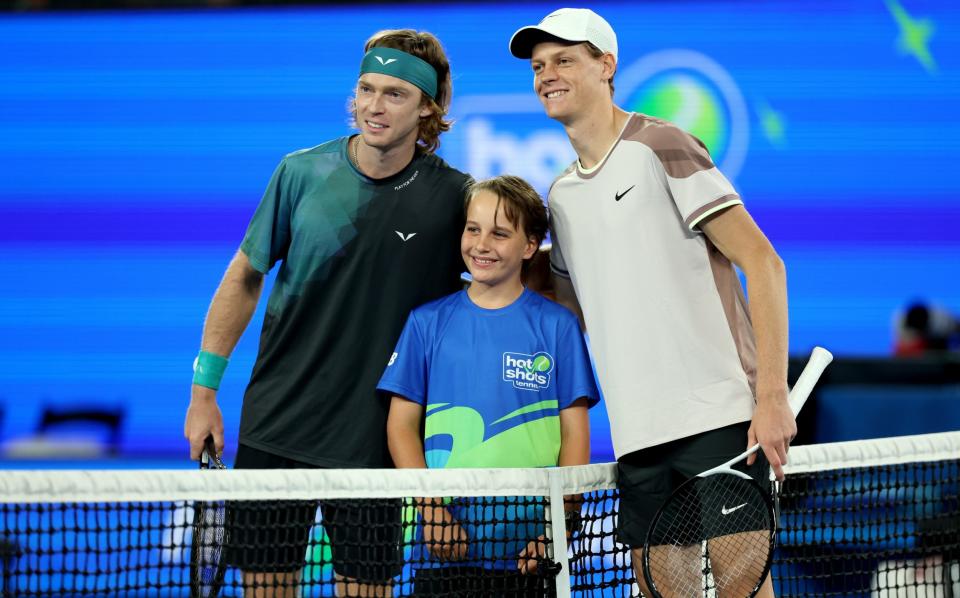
[224,444,403,581]
[412,566,556,598]
[616,422,770,547]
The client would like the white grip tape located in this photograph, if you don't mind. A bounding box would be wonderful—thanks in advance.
[787,346,833,417]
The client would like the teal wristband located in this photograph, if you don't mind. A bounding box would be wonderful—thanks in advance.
[193,350,229,390]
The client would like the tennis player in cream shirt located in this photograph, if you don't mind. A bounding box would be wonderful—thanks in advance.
[510,8,794,597]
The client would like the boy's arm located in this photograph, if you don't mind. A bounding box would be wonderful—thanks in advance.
[387,396,468,561]
[558,398,590,467]
[386,396,427,468]
[519,398,591,574]
[559,398,590,520]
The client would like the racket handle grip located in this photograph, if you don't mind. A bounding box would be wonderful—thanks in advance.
[787,346,833,417]
[200,434,215,468]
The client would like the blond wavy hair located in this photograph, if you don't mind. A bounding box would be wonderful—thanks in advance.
[350,29,453,153]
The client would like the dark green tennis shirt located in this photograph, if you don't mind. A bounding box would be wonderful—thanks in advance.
[237,137,470,468]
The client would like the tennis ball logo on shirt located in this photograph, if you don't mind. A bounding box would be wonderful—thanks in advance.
[503,351,554,391]
[531,354,551,372]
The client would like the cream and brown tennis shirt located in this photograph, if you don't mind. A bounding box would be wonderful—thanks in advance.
[548,113,758,458]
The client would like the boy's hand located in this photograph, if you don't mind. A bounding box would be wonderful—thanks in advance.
[518,506,582,575]
[421,502,468,561]
[518,535,548,574]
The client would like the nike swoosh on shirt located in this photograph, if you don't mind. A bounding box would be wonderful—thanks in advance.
[614,185,635,201]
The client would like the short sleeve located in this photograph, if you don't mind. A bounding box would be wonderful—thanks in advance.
[377,311,429,405]
[239,159,293,273]
[649,126,743,232]
[555,312,600,410]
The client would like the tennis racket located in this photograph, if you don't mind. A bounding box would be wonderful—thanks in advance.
[190,436,227,598]
[642,346,833,598]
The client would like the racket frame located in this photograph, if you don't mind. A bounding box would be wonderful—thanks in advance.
[641,346,833,598]
[190,437,227,598]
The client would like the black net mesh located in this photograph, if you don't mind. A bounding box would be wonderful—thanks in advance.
[1,495,577,597]
[0,433,957,597]
[775,457,960,597]
[569,489,635,596]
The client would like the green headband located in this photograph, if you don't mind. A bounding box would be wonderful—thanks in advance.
[359,47,439,100]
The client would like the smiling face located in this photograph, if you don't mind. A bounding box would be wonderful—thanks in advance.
[461,190,538,293]
[530,41,614,123]
[354,73,432,153]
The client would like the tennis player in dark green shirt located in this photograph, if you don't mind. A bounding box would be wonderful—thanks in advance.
[184,29,471,597]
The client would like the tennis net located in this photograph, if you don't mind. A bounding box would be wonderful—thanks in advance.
[0,430,957,597]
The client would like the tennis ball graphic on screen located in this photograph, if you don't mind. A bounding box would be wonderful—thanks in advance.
[628,73,728,159]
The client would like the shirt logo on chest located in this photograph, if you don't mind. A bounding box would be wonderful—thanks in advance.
[614,185,635,202]
[395,231,417,242]
[503,352,554,391]
[394,169,419,191]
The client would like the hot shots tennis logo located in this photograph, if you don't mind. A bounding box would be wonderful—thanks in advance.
[503,351,554,391]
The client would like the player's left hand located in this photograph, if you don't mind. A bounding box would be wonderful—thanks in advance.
[748,387,796,481]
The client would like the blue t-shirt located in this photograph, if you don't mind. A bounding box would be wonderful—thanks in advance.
[377,288,600,568]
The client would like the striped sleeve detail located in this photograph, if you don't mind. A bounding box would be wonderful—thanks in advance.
[629,117,715,179]
[684,194,743,231]
[653,146,715,178]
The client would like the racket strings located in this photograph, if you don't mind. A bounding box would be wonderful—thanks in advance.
[192,498,227,594]
[191,442,228,598]
[646,475,774,597]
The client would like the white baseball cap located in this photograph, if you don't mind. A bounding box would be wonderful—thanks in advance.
[509,8,618,60]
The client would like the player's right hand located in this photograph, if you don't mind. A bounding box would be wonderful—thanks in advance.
[420,503,469,561]
[184,385,224,461]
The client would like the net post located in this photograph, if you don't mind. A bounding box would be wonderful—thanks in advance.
[547,468,572,598]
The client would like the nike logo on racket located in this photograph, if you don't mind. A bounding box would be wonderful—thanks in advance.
[614,186,635,201]
[721,502,748,515]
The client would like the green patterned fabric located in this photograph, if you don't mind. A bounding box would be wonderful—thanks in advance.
[238,137,470,467]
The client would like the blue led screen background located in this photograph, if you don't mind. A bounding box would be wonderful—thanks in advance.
[0,1,957,455]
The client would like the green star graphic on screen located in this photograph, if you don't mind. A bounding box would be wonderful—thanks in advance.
[886,0,937,73]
